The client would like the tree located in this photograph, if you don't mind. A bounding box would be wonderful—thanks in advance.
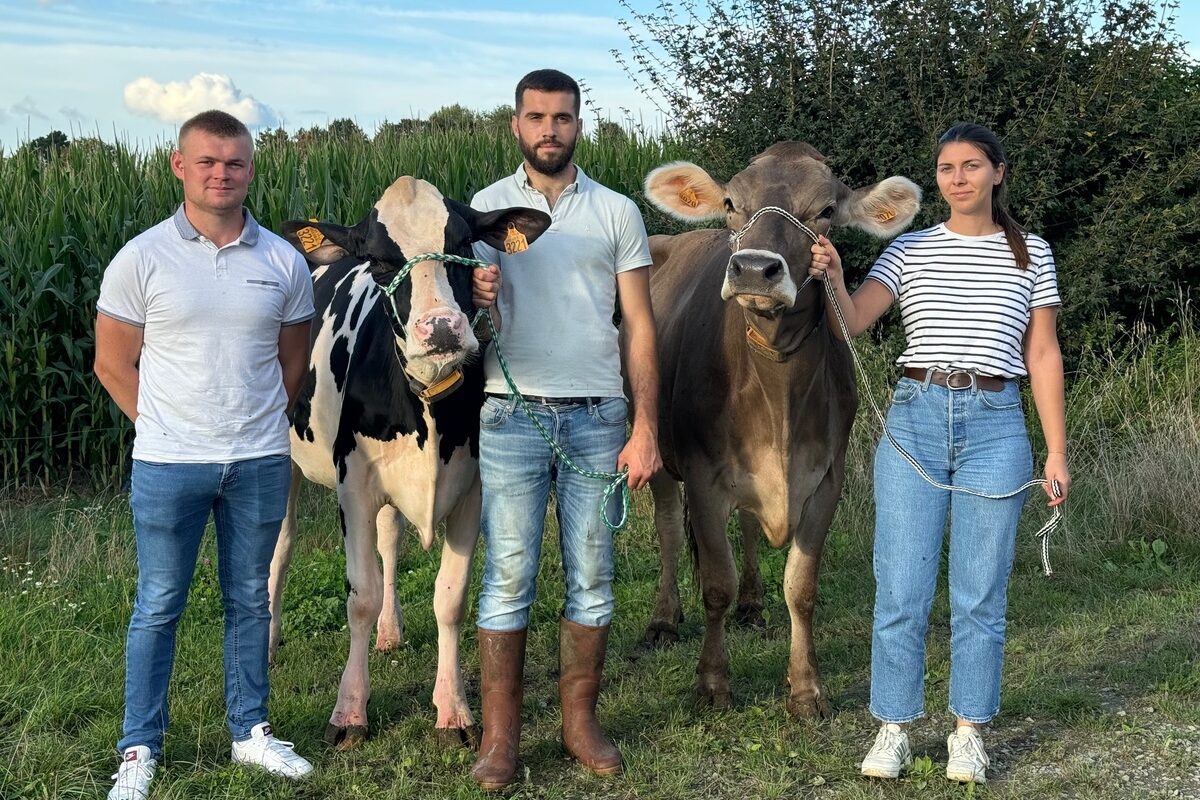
[255,127,290,149]
[428,104,478,131]
[327,118,368,144]
[616,0,1200,350]
[26,130,70,160]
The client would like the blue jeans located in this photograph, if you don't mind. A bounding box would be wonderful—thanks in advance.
[476,395,627,632]
[869,376,1032,724]
[118,454,291,757]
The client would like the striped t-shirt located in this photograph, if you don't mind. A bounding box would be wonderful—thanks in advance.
[866,223,1061,378]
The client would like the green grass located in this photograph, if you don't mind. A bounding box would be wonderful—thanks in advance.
[2,326,1198,799]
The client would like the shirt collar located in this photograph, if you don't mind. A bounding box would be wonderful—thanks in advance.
[172,203,260,246]
[511,162,590,196]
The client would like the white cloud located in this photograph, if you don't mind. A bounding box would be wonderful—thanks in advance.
[123,72,279,127]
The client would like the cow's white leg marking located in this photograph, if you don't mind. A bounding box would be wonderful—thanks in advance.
[267,463,303,664]
[374,505,406,653]
[783,473,839,720]
[646,472,685,647]
[431,474,480,741]
[328,483,383,747]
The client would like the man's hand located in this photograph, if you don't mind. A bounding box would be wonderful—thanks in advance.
[473,264,501,308]
[617,424,661,491]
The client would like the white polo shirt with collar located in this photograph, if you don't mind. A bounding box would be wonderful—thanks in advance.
[471,163,652,398]
[98,204,315,463]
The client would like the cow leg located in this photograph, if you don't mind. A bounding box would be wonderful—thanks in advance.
[688,488,737,709]
[326,493,383,749]
[644,472,685,647]
[782,474,839,720]
[431,477,481,749]
[267,463,303,664]
[374,505,406,653]
[734,511,766,628]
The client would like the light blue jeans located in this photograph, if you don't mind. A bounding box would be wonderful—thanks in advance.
[476,395,627,632]
[869,375,1032,724]
[118,454,291,758]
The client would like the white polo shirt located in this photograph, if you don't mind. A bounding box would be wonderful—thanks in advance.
[98,205,315,463]
[471,164,652,397]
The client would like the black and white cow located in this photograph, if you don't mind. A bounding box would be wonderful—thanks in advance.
[269,176,550,749]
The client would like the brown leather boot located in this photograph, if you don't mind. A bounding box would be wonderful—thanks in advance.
[471,628,527,791]
[559,617,622,775]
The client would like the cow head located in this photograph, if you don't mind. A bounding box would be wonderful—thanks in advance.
[645,142,920,316]
[285,177,550,397]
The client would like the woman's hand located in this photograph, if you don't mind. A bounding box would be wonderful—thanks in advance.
[809,235,844,287]
[1043,452,1070,507]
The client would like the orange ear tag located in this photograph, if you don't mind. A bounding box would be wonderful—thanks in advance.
[875,208,897,223]
[503,223,529,254]
[679,187,701,208]
[296,225,326,253]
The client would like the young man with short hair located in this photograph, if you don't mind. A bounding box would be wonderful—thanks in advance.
[468,68,661,790]
[95,109,315,800]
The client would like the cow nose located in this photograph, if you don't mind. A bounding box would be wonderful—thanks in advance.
[727,251,788,288]
[413,310,467,354]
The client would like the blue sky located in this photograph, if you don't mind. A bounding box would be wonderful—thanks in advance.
[1,0,1197,150]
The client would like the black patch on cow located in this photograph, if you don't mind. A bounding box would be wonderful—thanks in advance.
[330,335,351,393]
[348,288,369,330]
[291,366,318,443]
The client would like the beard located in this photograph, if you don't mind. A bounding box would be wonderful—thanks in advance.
[518,135,577,177]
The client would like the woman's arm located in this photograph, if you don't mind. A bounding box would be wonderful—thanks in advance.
[1025,305,1070,506]
[809,235,894,339]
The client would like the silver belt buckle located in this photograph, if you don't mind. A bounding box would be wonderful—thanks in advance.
[945,370,974,390]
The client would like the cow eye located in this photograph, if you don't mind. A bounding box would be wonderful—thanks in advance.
[723,198,735,214]
[818,204,836,220]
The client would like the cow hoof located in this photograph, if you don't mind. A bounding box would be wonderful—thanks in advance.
[374,636,404,654]
[324,723,370,750]
[643,622,680,648]
[734,604,766,629]
[786,694,833,720]
[435,724,481,750]
[695,685,733,710]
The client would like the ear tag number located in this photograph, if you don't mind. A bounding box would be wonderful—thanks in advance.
[680,187,701,208]
[504,224,529,254]
[875,208,897,223]
[296,226,326,253]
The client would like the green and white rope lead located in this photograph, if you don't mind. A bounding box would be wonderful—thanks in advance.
[386,253,630,534]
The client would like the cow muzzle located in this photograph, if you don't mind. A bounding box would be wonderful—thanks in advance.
[403,306,479,402]
[721,248,798,314]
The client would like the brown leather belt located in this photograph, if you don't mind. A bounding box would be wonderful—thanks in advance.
[902,367,1010,392]
[486,392,609,406]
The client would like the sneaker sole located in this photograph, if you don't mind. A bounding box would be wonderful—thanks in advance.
[861,764,906,779]
[946,769,986,784]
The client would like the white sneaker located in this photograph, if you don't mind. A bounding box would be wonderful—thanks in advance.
[945,725,989,784]
[860,723,912,778]
[108,745,156,800]
[231,722,314,779]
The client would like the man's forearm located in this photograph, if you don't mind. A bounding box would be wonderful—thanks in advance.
[96,364,140,422]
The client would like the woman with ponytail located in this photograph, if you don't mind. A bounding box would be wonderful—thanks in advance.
[809,122,1070,785]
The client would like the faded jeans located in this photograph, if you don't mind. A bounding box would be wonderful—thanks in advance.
[118,454,290,758]
[476,395,627,632]
[869,375,1032,724]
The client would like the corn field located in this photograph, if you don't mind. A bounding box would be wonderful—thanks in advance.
[0,130,687,488]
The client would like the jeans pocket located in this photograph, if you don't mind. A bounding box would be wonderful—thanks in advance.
[593,397,628,426]
[480,396,512,429]
[980,382,1022,411]
[891,378,920,406]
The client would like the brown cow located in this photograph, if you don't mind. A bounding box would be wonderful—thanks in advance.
[641,142,920,717]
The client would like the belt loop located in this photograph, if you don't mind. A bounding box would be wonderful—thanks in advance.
[920,368,934,390]
[970,371,980,395]
[586,396,597,413]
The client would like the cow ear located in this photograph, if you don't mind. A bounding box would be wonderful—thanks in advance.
[282,219,360,265]
[834,176,922,238]
[447,199,552,251]
[644,161,726,222]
